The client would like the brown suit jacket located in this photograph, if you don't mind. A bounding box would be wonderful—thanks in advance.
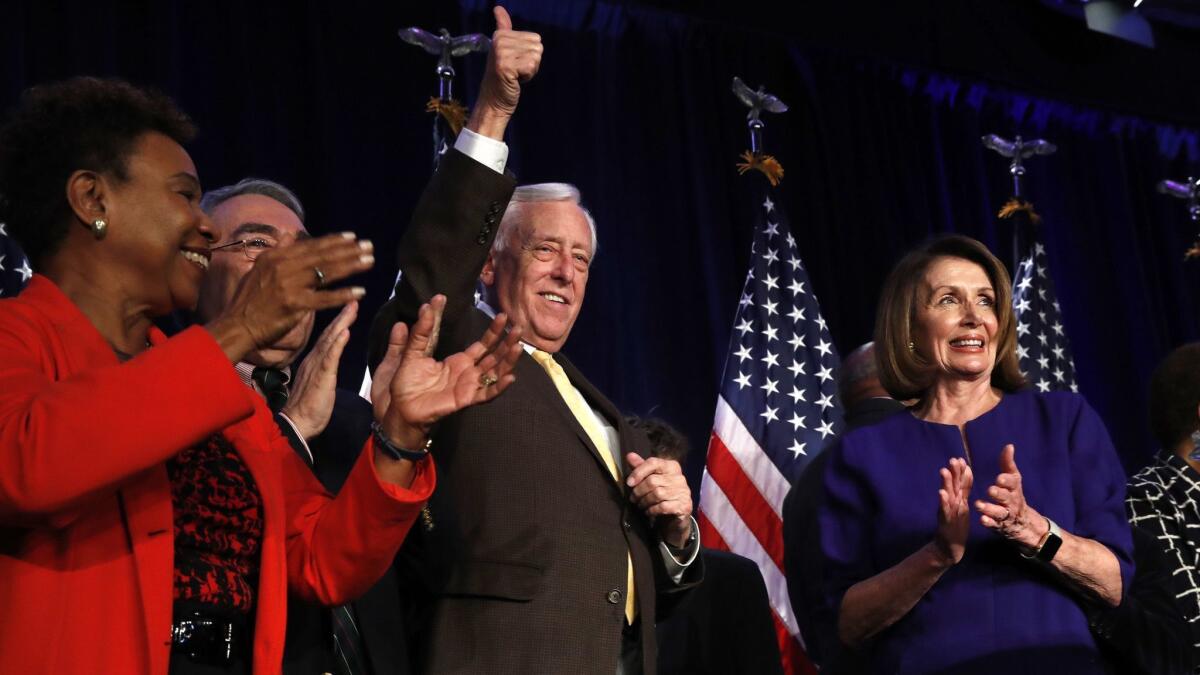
[369,149,698,674]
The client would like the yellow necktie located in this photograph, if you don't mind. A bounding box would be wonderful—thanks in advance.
[531,349,637,623]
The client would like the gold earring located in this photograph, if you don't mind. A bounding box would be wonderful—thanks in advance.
[91,218,108,240]
[908,341,916,352]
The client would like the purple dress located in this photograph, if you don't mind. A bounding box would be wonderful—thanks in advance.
[819,390,1134,674]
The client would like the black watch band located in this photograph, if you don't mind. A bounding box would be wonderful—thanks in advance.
[371,421,431,462]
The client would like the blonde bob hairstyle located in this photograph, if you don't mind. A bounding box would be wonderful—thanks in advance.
[874,234,1025,401]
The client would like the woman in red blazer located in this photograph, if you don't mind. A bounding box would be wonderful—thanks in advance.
[0,78,521,674]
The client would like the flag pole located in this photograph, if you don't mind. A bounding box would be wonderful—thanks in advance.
[732,77,788,187]
[359,25,492,402]
[983,133,1079,393]
[1155,176,1200,259]
[981,134,1057,269]
[703,76,845,675]
[397,26,491,167]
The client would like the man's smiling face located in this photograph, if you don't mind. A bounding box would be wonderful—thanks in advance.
[481,200,593,354]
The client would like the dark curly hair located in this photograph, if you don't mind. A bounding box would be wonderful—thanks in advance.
[0,77,196,266]
[626,415,690,462]
[1149,342,1200,452]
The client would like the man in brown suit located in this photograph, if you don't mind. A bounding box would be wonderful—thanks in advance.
[368,8,701,674]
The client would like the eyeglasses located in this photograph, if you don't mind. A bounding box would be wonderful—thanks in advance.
[521,242,591,273]
[210,237,277,262]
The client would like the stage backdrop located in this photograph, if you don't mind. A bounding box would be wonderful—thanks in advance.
[4,0,1200,485]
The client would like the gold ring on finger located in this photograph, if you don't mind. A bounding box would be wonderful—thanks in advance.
[479,373,498,388]
[313,266,326,287]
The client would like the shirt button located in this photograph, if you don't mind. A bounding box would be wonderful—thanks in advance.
[606,589,622,604]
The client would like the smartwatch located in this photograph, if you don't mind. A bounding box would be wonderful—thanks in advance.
[1023,517,1063,563]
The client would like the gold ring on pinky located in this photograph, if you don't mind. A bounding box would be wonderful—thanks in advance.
[479,373,498,387]
[313,266,326,287]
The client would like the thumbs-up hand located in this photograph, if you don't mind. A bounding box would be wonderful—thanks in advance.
[974,443,1049,550]
[468,5,544,139]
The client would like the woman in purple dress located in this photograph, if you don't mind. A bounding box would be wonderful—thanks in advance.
[820,235,1133,674]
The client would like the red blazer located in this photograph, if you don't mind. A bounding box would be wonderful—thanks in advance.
[0,276,435,675]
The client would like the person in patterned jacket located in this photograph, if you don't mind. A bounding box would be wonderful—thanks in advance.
[1125,342,1200,672]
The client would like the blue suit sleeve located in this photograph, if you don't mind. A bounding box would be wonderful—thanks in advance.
[818,438,876,613]
[1067,397,1135,598]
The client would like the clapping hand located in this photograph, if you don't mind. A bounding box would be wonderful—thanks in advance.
[281,301,358,440]
[975,444,1045,549]
[207,233,371,363]
[933,456,973,566]
[371,295,522,450]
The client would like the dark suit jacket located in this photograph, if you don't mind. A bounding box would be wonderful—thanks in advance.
[655,549,782,675]
[369,149,700,674]
[278,390,412,675]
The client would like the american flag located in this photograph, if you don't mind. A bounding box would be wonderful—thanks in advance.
[698,187,844,675]
[0,220,34,298]
[1012,235,1078,393]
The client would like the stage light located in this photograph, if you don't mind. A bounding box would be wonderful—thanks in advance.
[1084,0,1156,47]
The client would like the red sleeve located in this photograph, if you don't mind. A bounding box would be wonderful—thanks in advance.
[0,324,254,522]
[283,436,436,605]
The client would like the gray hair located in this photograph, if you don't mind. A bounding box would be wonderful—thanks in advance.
[200,177,305,223]
[492,182,598,258]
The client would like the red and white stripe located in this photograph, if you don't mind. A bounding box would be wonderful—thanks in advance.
[698,396,814,675]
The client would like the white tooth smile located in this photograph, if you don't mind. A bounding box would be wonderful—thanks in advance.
[951,338,983,347]
[541,293,566,304]
[181,250,209,270]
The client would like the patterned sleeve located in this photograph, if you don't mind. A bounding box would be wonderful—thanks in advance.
[1126,465,1200,658]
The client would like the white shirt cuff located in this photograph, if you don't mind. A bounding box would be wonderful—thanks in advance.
[659,515,701,585]
[277,411,314,465]
[454,127,508,174]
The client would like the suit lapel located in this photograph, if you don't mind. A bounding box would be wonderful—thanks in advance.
[522,351,625,492]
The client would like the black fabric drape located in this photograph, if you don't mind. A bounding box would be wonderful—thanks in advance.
[4,0,1198,483]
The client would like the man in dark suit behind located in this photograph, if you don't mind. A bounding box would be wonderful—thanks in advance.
[196,178,407,675]
[368,8,701,674]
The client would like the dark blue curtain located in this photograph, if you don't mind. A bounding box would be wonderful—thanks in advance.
[4,0,1198,483]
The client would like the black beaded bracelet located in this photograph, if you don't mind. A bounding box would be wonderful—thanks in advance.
[371,421,431,462]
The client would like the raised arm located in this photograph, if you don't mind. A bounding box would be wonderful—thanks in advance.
[367,6,541,370]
